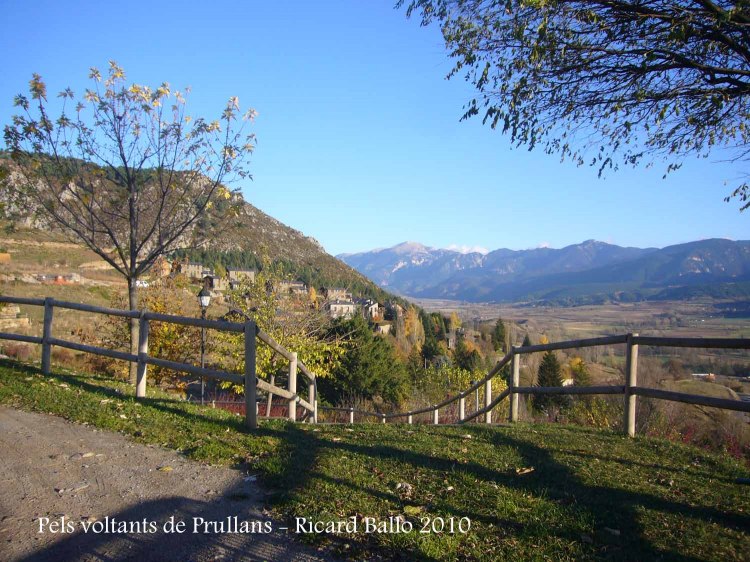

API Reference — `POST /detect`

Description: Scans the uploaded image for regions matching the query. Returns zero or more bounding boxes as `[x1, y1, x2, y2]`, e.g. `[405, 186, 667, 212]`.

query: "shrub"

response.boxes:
[2, 342, 33, 362]
[566, 396, 621, 429]
[80, 277, 200, 390]
[51, 347, 75, 365]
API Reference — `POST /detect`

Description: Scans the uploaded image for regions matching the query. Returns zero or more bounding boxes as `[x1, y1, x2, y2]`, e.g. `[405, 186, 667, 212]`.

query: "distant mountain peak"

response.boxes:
[390, 241, 432, 254]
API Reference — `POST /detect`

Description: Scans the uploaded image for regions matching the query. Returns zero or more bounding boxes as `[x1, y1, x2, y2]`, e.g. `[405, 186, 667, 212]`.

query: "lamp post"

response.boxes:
[197, 287, 211, 405]
[471, 380, 479, 415]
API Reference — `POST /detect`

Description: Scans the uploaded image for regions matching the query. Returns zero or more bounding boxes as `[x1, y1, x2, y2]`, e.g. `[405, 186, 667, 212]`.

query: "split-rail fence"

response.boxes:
[1, 295, 749, 437]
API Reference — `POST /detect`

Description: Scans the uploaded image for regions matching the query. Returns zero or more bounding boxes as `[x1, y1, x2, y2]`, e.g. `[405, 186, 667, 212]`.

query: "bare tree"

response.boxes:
[4, 61, 255, 381]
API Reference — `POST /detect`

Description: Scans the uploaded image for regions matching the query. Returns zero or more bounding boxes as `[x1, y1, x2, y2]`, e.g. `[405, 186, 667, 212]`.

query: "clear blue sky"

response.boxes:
[2, 0, 748, 255]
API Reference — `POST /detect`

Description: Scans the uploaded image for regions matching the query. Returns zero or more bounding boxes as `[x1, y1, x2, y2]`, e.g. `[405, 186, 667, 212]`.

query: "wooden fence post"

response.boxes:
[510, 349, 520, 422]
[382, 414, 386, 424]
[41, 297, 54, 375]
[349, 408, 354, 424]
[459, 396, 465, 421]
[265, 374, 275, 418]
[308, 379, 316, 424]
[433, 408, 439, 425]
[484, 378, 492, 424]
[288, 352, 297, 422]
[244, 321, 257, 429]
[624, 332, 639, 438]
[135, 313, 149, 398]
[407, 414, 413, 424]
[313, 378, 318, 424]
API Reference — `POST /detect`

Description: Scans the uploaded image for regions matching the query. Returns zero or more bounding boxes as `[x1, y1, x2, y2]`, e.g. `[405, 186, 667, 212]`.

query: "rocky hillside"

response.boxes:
[0, 156, 398, 304]
[174, 195, 400, 302]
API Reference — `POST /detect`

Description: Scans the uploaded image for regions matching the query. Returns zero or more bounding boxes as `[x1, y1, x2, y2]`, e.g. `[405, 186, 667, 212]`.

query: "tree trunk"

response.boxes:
[128, 278, 139, 384]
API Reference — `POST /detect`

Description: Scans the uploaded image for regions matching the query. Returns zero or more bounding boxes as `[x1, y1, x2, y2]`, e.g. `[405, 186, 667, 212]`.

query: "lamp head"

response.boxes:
[197, 287, 212, 309]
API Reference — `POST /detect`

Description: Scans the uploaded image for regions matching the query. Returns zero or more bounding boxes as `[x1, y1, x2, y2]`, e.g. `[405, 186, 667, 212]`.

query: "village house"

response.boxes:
[374, 322, 392, 335]
[203, 274, 228, 292]
[34, 273, 83, 284]
[324, 287, 352, 302]
[446, 331, 457, 350]
[327, 299, 357, 319]
[356, 298, 380, 320]
[0, 304, 30, 330]
[278, 280, 308, 296]
[176, 261, 211, 281]
[386, 302, 405, 319]
[227, 268, 256, 284]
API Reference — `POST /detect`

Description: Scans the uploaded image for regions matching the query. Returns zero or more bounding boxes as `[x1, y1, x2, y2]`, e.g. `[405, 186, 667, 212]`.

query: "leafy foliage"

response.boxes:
[214, 264, 345, 393]
[403, 1, 750, 208]
[454, 335, 483, 372]
[569, 356, 591, 386]
[80, 277, 200, 389]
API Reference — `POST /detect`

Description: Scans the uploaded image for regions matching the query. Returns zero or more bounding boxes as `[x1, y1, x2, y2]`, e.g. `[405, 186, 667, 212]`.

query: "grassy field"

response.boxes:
[0, 360, 747, 561]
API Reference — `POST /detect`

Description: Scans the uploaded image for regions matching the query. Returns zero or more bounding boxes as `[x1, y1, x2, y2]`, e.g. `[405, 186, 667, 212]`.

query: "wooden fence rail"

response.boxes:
[319, 332, 750, 436]
[2, 295, 749, 436]
[0, 295, 319, 429]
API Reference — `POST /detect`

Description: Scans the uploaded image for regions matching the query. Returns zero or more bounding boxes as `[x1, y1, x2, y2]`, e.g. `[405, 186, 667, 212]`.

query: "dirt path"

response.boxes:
[0, 407, 335, 561]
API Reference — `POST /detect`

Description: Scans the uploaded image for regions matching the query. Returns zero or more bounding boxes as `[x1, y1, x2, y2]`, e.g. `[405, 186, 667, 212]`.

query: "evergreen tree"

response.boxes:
[522, 333, 532, 348]
[421, 337, 441, 363]
[532, 350, 568, 413]
[491, 318, 506, 352]
[430, 312, 447, 340]
[321, 315, 409, 405]
[454, 336, 482, 372]
[570, 357, 591, 387]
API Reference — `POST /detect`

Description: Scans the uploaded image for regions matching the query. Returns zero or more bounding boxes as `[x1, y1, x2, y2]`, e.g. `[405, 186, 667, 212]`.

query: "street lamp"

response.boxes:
[197, 287, 211, 405]
[471, 380, 479, 416]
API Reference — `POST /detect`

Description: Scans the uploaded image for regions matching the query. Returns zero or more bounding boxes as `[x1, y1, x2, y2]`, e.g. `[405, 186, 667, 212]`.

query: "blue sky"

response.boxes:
[1, 0, 748, 255]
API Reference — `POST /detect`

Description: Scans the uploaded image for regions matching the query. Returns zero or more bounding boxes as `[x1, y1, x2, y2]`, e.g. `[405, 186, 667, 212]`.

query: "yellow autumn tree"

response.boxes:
[214, 264, 345, 393]
[404, 306, 425, 349]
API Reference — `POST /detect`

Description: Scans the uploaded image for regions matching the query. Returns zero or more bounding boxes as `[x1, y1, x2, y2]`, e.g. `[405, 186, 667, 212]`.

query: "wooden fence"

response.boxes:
[320, 333, 750, 437]
[0, 295, 318, 429]
[1, 295, 749, 437]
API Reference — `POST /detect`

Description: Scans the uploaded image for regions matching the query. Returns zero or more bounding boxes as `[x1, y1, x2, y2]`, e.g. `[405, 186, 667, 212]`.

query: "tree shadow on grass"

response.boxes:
[487, 431, 747, 560]
[558, 447, 740, 485]
[287, 429, 747, 561]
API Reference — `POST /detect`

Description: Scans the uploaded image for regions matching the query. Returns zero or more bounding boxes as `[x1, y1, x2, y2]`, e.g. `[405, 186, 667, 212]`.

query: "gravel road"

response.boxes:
[0, 406, 335, 561]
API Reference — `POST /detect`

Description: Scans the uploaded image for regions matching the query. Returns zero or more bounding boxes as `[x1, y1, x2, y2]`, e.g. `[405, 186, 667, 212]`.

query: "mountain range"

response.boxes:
[339, 239, 750, 304]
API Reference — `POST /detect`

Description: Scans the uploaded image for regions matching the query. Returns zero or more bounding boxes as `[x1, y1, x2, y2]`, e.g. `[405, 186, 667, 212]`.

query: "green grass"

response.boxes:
[0, 360, 748, 561]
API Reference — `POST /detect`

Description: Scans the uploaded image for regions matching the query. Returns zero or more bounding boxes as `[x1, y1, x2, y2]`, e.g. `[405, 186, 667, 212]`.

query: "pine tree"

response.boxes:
[532, 350, 568, 413]
[569, 357, 591, 387]
[491, 318, 506, 352]
[522, 334, 532, 348]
